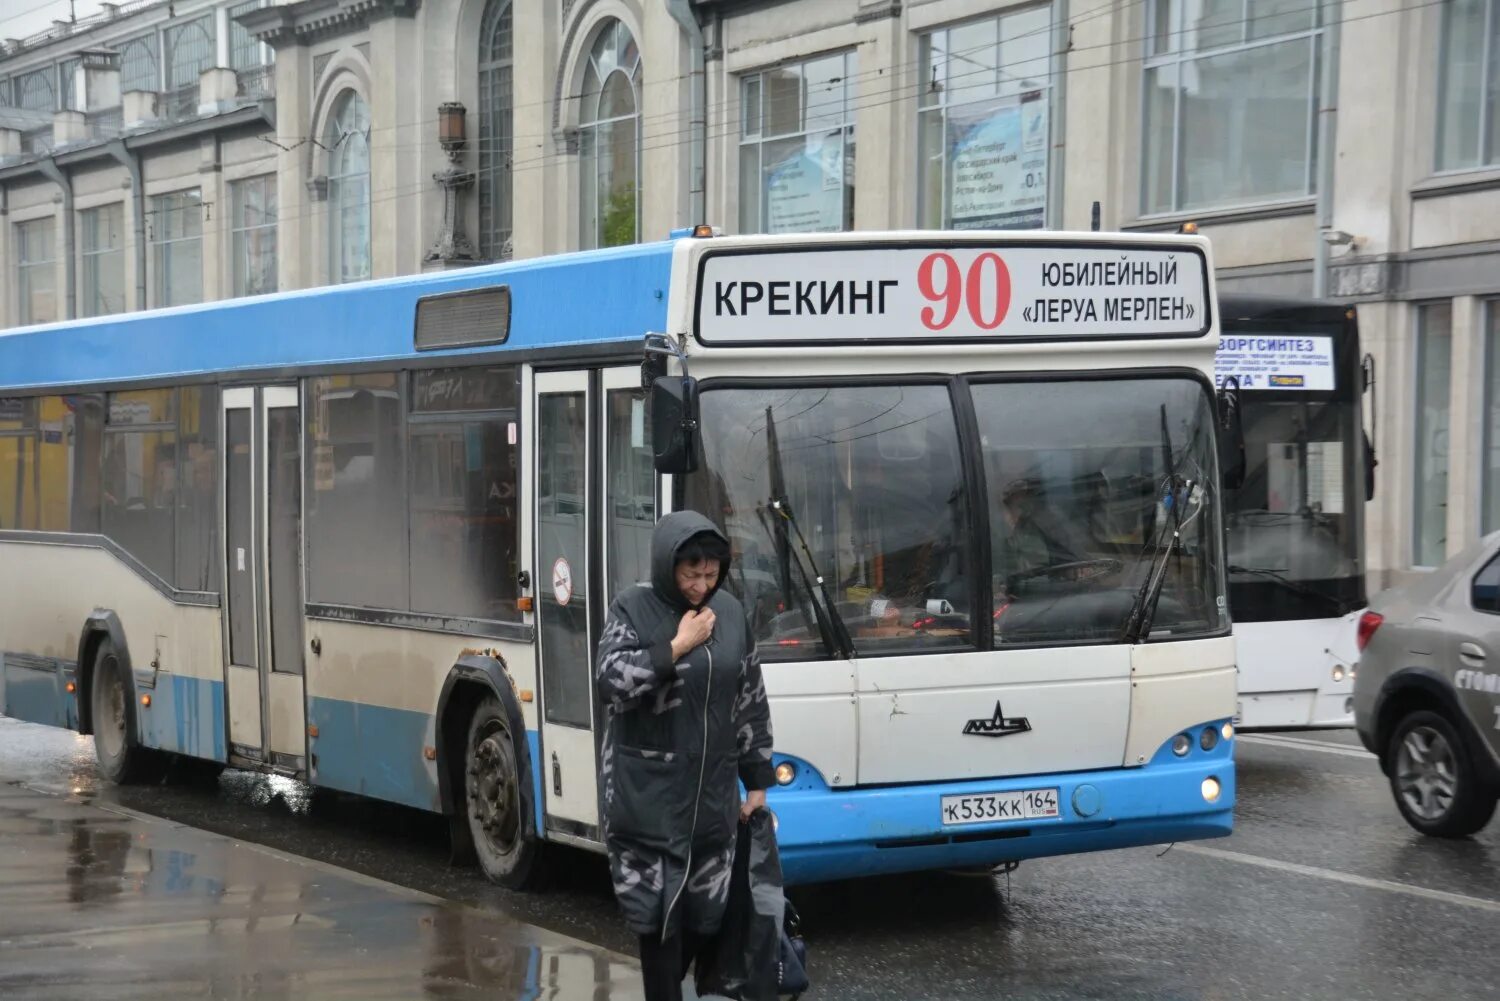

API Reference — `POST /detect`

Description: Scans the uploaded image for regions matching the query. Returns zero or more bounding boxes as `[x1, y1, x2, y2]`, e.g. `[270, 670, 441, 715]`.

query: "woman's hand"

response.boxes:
[740, 788, 767, 822]
[670, 608, 716, 662]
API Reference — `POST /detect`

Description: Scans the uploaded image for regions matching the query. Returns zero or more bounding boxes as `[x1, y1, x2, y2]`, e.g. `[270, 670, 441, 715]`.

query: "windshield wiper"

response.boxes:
[1228, 565, 1350, 614]
[1122, 405, 1197, 644]
[762, 407, 856, 659]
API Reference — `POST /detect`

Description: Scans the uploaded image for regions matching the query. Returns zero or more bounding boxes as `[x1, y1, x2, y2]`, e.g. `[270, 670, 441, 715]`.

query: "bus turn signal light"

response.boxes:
[65, 682, 76, 694]
[140, 694, 151, 708]
[1356, 611, 1384, 652]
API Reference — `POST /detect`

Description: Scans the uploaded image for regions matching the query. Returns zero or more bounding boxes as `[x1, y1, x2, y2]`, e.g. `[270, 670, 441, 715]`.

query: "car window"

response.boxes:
[1472, 553, 1500, 614]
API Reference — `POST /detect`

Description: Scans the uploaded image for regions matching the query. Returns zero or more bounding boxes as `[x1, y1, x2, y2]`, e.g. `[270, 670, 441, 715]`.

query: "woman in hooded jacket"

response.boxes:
[595, 510, 776, 1001]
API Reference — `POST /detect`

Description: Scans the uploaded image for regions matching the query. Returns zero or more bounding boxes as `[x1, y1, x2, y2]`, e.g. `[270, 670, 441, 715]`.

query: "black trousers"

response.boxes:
[638, 930, 709, 1001]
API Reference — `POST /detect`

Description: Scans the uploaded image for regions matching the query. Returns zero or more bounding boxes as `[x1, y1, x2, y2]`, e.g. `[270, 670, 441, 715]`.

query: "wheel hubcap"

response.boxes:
[467, 726, 519, 855]
[1396, 725, 1457, 822]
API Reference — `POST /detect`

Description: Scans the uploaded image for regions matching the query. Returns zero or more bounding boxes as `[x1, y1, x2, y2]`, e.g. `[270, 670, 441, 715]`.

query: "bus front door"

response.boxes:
[221, 386, 308, 774]
[532, 367, 653, 845]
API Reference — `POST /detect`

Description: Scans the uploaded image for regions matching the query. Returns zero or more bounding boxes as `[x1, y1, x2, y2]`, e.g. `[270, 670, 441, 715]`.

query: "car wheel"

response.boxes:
[91, 639, 163, 785]
[1387, 709, 1497, 838]
[464, 695, 547, 889]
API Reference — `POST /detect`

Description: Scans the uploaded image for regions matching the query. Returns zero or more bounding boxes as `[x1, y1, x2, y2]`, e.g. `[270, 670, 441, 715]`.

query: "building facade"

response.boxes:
[2, 0, 1499, 589]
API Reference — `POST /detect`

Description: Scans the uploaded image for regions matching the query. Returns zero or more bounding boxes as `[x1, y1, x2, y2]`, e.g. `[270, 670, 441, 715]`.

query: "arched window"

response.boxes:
[326, 91, 372, 284]
[478, 0, 514, 261]
[578, 19, 641, 249]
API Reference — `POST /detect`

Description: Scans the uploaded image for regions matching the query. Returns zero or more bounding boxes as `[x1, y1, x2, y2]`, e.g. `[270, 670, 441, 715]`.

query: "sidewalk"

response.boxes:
[0, 778, 646, 1000]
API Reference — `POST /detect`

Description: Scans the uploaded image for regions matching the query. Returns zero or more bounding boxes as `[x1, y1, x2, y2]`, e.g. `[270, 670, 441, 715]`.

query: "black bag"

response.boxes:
[695, 810, 808, 1001]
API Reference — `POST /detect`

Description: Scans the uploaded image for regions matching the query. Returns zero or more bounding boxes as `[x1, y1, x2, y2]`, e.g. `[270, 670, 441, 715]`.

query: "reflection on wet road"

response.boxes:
[2, 718, 1498, 999]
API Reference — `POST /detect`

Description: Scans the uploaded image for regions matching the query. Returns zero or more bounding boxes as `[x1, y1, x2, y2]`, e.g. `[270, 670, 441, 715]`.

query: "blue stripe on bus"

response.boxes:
[136, 675, 227, 762]
[769, 725, 1235, 885]
[0, 241, 675, 391]
[1, 656, 79, 731]
[307, 696, 440, 812]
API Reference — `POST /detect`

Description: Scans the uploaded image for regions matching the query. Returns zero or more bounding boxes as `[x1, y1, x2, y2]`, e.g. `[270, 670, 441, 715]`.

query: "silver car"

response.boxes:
[1353, 533, 1500, 837]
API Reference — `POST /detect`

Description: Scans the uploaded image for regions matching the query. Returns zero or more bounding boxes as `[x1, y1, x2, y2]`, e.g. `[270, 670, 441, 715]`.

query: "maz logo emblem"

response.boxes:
[962, 702, 1032, 738]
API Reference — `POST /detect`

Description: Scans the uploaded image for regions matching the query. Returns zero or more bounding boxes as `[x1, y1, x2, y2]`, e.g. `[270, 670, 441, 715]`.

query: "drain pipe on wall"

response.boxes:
[37, 159, 77, 320]
[105, 139, 147, 311]
[665, 0, 706, 226]
[1312, 9, 1341, 298]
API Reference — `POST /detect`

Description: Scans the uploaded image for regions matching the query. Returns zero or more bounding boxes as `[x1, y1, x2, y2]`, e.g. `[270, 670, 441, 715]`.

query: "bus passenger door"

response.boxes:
[533, 371, 599, 839]
[221, 386, 307, 773]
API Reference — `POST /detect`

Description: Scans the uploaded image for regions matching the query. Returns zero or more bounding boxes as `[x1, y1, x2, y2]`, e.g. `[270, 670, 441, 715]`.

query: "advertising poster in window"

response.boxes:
[765, 131, 846, 234]
[948, 91, 1048, 230]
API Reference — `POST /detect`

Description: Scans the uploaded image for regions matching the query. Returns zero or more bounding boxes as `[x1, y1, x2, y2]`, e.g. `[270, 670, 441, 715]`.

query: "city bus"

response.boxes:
[0, 230, 1237, 888]
[1215, 295, 1374, 729]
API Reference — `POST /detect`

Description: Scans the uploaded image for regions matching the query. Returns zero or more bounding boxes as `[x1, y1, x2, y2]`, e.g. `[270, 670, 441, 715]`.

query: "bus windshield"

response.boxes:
[685, 377, 1227, 658]
[1226, 395, 1365, 617]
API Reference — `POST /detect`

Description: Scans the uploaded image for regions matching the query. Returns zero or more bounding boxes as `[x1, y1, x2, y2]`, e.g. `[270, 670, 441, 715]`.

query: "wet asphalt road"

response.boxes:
[2, 719, 1497, 1000]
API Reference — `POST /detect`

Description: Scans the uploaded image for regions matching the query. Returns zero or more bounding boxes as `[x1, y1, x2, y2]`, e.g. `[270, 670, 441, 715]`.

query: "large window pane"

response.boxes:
[685, 385, 972, 659]
[972, 378, 1226, 645]
[1483, 302, 1500, 534]
[231, 175, 278, 297]
[1414, 304, 1453, 567]
[606, 388, 655, 606]
[918, 10, 1051, 231]
[478, 0, 514, 261]
[1437, 0, 1490, 170]
[0, 398, 38, 530]
[15, 218, 57, 326]
[1178, 38, 1314, 209]
[408, 367, 522, 621]
[326, 92, 372, 283]
[81, 204, 126, 317]
[305, 374, 406, 608]
[151, 189, 203, 307]
[103, 389, 178, 582]
[741, 52, 856, 235]
[176, 386, 220, 591]
[579, 19, 641, 249]
[69, 395, 105, 533]
[35, 396, 79, 532]
[1143, 0, 1319, 213]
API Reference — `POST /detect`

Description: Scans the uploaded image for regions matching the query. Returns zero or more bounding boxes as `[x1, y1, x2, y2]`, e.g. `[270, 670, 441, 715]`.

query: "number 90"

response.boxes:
[916, 252, 1012, 332]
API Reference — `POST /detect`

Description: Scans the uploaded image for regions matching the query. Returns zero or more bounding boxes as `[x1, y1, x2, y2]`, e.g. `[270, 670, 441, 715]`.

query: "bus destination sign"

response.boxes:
[1215, 334, 1335, 391]
[695, 244, 1208, 344]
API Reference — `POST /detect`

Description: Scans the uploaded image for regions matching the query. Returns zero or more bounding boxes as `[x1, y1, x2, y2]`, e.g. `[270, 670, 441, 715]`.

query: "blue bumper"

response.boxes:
[771, 724, 1235, 886]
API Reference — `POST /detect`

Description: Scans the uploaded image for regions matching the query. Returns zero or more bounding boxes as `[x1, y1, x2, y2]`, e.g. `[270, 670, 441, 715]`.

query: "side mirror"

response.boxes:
[1217, 378, 1246, 490]
[652, 375, 700, 474]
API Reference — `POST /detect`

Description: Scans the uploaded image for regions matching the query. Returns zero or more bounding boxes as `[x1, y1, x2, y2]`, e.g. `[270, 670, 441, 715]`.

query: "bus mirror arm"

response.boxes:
[645, 335, 701, 475]
[1216, 377, 1246, 491]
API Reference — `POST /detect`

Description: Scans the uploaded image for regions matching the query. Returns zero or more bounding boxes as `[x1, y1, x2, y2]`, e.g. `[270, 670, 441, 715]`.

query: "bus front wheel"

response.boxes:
[90, 639, 162, 785]
[464, 695, 546, 889]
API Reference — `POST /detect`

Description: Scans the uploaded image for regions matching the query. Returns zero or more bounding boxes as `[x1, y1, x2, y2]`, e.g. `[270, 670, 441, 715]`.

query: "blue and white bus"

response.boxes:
[1216, 295, 1374, 729]
[0, 230, 1236, 887]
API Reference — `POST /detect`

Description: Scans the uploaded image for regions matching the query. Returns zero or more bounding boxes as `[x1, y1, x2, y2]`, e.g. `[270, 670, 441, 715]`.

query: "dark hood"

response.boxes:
[650, 510, 732, 610]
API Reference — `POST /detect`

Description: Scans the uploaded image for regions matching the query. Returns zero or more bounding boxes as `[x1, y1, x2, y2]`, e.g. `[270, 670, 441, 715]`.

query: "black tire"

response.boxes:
[1387, 709, 1498, 838]
[464, 695, 547, 889]
[90, 639, 163, 785]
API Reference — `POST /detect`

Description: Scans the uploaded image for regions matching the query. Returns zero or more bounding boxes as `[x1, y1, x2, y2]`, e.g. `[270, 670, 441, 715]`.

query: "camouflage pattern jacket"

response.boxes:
[595, 511, 776, 940]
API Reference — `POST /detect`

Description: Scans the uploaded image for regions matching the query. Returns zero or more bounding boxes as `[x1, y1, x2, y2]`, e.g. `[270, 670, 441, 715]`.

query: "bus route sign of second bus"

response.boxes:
[695, 243, 1209, 344]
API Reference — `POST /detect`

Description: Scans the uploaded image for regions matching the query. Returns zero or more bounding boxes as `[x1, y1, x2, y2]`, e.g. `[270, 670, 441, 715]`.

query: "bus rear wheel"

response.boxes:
[90, 639, 162, 785]
[464, 695, 546, 889]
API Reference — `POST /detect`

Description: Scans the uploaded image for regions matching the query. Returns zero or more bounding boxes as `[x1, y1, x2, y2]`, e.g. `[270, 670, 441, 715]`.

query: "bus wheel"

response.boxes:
[1388, 709, 1497, 838]
[90, 639, 162, 785]
[465, 695, 546, 889]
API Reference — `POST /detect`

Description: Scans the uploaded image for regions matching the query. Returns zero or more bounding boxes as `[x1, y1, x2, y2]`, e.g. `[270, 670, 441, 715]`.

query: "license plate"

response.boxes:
[940, 788, 1060, 826]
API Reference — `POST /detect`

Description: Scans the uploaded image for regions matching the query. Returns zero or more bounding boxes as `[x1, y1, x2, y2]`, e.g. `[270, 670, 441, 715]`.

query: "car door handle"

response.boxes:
[1459, 642, 1486, 664]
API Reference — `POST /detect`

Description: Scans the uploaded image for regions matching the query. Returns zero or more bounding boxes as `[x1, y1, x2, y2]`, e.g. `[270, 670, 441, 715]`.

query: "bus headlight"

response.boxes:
[775, 762, 797, 786]
[1200, 726, 1219, 751]
[1221, 722, 1235, 742]
[1201, 777, 1222, 803]
[1172, 734, 1192, 757]
[1332, 666, 1346, 683]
